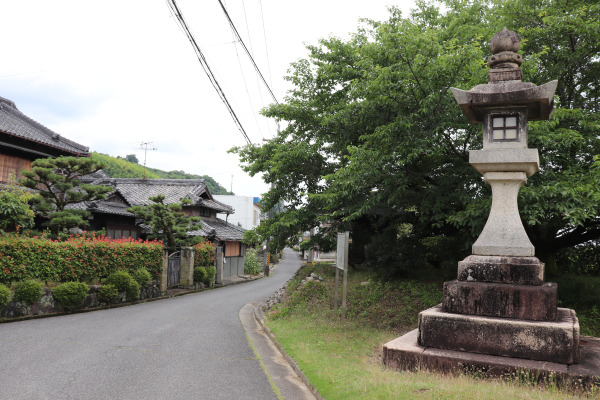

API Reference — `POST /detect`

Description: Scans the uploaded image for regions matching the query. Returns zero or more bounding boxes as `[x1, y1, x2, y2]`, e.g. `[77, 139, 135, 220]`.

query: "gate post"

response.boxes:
[215, 248, 224, 285]
[180, 247, 195, 288]
[160, 250, 169, 294]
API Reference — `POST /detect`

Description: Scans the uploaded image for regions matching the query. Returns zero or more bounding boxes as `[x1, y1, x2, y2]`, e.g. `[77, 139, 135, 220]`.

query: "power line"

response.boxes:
[165, 0, 252, 145]
[217, 0, 279, 106]
[258, 0, 275, 95]
[225, 1, 264, 139]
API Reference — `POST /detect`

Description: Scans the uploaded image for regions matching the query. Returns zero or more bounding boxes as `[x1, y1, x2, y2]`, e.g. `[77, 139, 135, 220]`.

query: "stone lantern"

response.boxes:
[452, 27, 556, 258]
[383, 29, 595, 378]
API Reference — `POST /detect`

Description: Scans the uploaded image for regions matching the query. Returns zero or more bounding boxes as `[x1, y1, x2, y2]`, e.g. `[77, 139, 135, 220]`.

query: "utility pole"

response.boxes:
[264, 181, 274, 277]
[140, 141, 157, 180]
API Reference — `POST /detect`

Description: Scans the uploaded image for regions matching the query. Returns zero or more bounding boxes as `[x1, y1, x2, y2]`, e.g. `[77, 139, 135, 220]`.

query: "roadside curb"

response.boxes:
[252, 302, 325, 400]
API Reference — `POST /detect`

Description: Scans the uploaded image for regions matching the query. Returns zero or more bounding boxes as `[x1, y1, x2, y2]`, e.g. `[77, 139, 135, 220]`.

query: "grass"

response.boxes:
[264, 263, 600, 399]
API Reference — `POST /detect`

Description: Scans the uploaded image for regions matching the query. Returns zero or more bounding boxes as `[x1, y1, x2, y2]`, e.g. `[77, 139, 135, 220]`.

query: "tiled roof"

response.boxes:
[0, 96, 89, 156]
[188, 217, 246, 241]
[0, 182, 37, 194]
[79, 175, 234, 213]
[67, 200, 134, 217]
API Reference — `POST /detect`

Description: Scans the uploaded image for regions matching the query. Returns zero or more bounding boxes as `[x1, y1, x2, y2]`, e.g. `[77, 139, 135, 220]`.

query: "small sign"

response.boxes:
[336, 232, 349, 270]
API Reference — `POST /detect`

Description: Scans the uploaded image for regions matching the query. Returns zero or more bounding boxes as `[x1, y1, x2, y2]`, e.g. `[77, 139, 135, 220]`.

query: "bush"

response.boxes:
[98, 284, 119, 305]
[205, 265, 216, 286]
[194, 266, 207, 284]
[132, 268, 152, 287]
[0, 234, 163, 284]
[194, 266, 215, 286]
[52, 281, 89, 311]
[244, 248, 262, 275]
[105, 271, 140, 302]
[0, 283, 11, 309]
[14, 280, 43, 305]
[126, 280, 141, 301]
[193, 240, 216, 268]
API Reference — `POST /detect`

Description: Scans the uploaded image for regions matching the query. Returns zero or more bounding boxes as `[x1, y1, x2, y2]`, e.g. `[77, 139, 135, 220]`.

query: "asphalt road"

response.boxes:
[0, 248, 303, 400]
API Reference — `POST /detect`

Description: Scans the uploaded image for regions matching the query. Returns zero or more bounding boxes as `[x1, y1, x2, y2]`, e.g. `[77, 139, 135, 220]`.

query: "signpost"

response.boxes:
[336, 231, 349, 319]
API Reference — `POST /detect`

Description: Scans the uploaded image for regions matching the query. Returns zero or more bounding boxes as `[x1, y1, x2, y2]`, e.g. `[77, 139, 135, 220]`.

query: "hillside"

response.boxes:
[90, 152, 233, 195]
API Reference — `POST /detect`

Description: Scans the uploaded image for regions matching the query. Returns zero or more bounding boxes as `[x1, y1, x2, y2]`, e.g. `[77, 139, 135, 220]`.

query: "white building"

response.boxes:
[214, 195, 263, 230]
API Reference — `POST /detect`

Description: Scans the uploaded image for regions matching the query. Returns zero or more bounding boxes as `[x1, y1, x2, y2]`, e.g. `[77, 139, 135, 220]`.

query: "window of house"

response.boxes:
[107, 226, 139, 240]
[225, 241, 241, 257]
[491, 115, 519, 141]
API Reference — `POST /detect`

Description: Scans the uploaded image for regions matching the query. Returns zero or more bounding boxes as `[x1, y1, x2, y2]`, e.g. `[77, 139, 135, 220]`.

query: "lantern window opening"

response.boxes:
[491, 114, 520, 142]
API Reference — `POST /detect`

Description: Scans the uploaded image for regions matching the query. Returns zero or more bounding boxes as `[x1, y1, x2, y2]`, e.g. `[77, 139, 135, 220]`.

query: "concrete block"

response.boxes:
[418, 305, 580, 364]
[443, 280, 557, 321]
[457, 255, 544, 285]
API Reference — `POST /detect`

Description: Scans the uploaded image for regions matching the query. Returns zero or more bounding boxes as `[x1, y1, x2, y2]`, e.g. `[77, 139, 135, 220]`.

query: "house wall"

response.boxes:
[184, 206, 216, 218]
[214, 195, 262, 229]
[88, 214, 140, 239]
[0, 153, 32, 183]
[223, 256, 245, 277]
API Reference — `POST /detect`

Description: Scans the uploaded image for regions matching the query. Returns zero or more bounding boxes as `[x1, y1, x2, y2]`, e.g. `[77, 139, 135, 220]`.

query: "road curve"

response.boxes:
[0, 248, 303, 400]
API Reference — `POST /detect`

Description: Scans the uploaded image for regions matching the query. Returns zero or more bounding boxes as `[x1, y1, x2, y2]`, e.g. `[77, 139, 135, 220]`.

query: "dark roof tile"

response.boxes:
[0, 96, 89, 156]
[188, 217, 245, 241]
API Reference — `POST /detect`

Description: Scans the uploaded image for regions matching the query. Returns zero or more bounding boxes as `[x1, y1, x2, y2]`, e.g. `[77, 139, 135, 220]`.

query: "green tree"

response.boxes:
[20, 156, 112, 233]
[233, 0, 600, 274]
[127, 195, 202, 252]
[124, 154, 139, 164]
[0, 174, 38, 231]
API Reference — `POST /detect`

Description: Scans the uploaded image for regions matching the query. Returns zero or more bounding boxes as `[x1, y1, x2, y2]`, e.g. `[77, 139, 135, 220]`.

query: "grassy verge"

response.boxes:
[264, 263, 599, 399]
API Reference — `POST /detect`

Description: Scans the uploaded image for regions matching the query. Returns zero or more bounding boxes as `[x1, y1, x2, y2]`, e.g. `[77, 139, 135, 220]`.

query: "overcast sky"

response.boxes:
[1, 0, 415, 197]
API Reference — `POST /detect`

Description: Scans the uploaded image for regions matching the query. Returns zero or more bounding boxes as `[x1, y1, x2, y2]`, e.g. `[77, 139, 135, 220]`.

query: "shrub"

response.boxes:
[244, 248, 262, 275]
[98, 284, 119, 305]
[52, 282, 89, 311]
[132, 268, 152, 287]
[0, 283, 11, 309]
[194, 266, 207, 284]
[205, 265, 216, 286]
[105, 271, 140, 302]
[0, 234, 163, 284]
[194, 266, 215, 286]
[193, 240, 216, 268]
[14, 280, 43, 305]
[126, 279, 141, 301]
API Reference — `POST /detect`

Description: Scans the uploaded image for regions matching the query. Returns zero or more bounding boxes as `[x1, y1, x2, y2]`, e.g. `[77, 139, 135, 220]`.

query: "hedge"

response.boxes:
[193, 240, 216, 267]
[0, 234, 164, 284]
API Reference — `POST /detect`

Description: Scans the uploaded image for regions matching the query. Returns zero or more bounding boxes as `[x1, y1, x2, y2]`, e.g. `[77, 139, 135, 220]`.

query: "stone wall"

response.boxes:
[0, 282, 161, 319]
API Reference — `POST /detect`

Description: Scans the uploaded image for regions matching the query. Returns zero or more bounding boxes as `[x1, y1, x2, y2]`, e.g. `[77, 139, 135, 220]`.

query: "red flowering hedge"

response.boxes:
[193, 240, 216, 268]
[0, 234, 164, 283]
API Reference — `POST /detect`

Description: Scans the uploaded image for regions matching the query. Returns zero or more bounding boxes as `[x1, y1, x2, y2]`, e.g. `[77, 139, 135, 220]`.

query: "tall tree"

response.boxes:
[127, 195, 202, 252]
[20, 156, 112, 233]
[233, 0, 600, 274]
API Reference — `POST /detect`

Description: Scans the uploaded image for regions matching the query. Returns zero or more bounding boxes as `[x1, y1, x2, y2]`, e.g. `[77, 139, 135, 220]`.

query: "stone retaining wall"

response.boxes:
[0, 282, 162, 319]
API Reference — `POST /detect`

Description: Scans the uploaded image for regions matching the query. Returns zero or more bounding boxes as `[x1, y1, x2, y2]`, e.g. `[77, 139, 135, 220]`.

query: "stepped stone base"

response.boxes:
[443, 280, 557, 321]
[418, 305, 580, 364]
[457, 255, 545, 285]
[383, 329, 600, 388]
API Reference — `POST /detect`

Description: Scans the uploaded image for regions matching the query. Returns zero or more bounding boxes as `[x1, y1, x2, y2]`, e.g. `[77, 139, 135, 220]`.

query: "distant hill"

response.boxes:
[90, 152, 233, 195]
